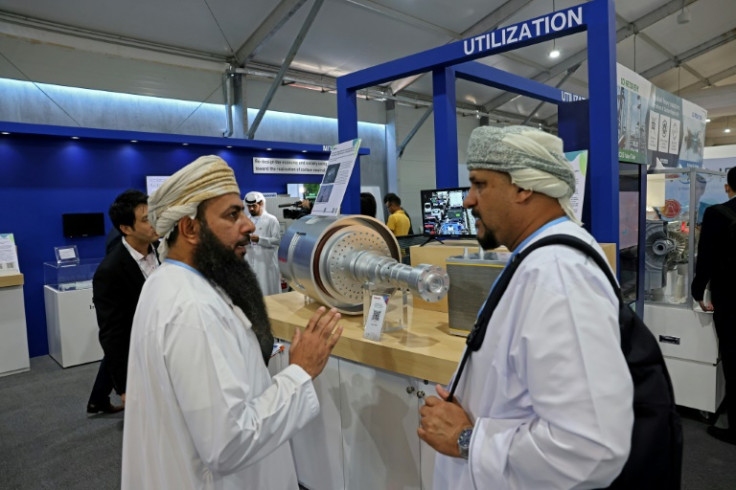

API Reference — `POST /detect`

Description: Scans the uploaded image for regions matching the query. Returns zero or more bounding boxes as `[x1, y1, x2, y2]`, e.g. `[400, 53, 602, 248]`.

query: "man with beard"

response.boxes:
[418, 126, 633, 489]
[121, 155, 343, 490]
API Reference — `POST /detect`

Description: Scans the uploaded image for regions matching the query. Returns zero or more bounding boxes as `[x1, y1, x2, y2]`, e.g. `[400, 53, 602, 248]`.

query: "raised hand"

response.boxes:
[289, 306, 343, 378]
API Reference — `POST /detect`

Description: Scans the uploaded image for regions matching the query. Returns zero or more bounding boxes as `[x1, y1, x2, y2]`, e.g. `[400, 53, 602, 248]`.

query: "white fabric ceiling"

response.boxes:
[0, 0, 735, 145]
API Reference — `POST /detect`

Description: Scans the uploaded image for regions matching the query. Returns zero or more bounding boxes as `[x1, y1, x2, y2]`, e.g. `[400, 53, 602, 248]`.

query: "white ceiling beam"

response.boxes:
[614, 13, 707, 87]
[481, 0, 700, 112]
[640, 30, 736, 80]
[388, 0, 533, 96]
[0, 10, 225, 65]
[344, 0, 457, 37]
[247, 0, 324, 139]
[463, 0, 535, 37]
[233, 0, 308, 65]
[680, 62, 736, 92]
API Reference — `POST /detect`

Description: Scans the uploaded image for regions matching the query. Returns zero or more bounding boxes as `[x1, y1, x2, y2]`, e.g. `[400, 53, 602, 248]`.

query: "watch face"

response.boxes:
[458, 427, 472, 459]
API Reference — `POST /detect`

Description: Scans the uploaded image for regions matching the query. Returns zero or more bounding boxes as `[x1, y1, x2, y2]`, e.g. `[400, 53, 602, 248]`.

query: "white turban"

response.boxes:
[148, 155, 240, 259]
[466, 125, 581, 225]
[244, 191, 265, 205]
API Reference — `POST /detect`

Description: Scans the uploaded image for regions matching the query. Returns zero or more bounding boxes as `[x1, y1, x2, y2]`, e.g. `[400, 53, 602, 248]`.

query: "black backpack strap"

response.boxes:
[447, 234, 619, 401]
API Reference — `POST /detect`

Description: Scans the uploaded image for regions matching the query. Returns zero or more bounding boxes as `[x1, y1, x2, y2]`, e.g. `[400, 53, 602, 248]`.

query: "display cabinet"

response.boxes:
[643, 168, 727, 414]
[43, 258, 103, 367]
[0, 273, 30, 376]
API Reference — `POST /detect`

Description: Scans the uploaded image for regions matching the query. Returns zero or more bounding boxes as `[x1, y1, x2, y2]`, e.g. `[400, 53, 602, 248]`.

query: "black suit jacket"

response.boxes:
[691, 197, 736, 307]
[93, 239, 155, 393]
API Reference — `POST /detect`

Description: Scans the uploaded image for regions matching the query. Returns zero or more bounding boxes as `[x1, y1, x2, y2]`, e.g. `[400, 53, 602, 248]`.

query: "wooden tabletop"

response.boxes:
[0, 273, 23, 288]
[265, 291, 466, 384]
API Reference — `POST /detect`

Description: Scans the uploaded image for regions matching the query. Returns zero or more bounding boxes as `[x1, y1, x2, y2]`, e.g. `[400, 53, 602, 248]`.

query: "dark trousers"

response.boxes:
[714, 305, 736, 430]
[87, 357, 116, 407]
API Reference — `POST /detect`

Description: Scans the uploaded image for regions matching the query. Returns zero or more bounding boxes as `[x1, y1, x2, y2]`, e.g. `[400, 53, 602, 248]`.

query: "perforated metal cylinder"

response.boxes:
[278, 215, 449, 314]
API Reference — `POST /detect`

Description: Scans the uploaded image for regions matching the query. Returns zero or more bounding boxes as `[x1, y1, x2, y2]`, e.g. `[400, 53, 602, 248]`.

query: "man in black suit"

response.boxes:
[692, 166, 736, 444]
[87, 190, 159, 414]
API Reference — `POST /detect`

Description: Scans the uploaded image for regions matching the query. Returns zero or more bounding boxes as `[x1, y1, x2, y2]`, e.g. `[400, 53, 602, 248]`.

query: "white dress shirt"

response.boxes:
[122, 261, 319, 490]
[120, 236, 158, 278]
[433, 220, 634, 490]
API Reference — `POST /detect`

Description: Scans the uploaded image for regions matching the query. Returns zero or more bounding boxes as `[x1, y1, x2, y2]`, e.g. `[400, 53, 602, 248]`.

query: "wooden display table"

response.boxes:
[265, 291, 465, 384]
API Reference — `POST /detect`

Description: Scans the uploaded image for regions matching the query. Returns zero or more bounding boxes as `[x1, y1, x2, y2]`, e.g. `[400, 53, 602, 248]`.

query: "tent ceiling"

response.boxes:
[0, 0, 735, 146]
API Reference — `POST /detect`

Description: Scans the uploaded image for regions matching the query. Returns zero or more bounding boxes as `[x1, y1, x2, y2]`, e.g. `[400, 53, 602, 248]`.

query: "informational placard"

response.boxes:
[146, 175, 170, 196]
[0, 233, 20, 274]
[54, 245, 80, 265]
[617, 63, 707, 169]
[565, 150, 588, 224]
[311, 139, 362, 216]
[364, 294, 388, 341]
[253, 158, 328, 175]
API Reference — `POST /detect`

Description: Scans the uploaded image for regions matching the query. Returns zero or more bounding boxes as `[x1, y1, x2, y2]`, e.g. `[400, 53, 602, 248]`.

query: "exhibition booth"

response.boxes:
[0, 0, 730, 487]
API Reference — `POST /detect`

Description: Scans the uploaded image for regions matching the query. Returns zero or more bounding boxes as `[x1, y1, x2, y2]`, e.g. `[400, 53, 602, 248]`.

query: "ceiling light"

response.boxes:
[226, 145, 232, 149]
[549, 0, 560, 59]
[266, 148, 272, 151]
[1, 131, 9, 135]
[302, 150, 308, 153]
[705, 118, 711, 123]
[71, 136, 79, 140]
[182, 142, 189, 146]
[725, 128, 732, 134]
[130, 140, 137, 143]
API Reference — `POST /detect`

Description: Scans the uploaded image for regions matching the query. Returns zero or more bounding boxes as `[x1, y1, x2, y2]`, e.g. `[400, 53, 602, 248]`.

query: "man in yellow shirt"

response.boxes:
[384, 193, 411, 236]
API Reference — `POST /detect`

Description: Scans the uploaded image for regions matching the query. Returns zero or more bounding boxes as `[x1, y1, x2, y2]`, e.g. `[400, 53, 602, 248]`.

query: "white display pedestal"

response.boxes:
[44, 285, 102, 368]
[644, 303, 725, 414]
[0, 275, 30, 377]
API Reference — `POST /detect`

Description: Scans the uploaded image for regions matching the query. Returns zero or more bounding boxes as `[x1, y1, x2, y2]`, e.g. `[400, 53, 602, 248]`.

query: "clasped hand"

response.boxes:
[418, 385, 474, 458]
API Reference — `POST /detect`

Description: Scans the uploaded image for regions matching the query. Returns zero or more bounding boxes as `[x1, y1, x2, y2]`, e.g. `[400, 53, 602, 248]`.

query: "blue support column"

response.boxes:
[635, 163, 647, 313]
[337, 80, 360, 214]
[584, 0, 618, 247]
[432, 67, 459, 188]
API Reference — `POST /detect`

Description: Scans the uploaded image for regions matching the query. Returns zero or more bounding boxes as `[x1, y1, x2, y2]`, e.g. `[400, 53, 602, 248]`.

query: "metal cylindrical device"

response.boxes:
[278, 215, 449, 314]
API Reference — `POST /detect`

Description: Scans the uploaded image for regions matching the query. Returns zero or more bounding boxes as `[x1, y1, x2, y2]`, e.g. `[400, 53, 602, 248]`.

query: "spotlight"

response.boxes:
[549, 48, 561, 59]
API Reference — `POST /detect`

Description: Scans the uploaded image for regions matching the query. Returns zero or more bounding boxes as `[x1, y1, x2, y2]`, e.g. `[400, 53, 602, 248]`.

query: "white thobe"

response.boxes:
[434, 220, 634, 490]
[246, 211, 282, 295]
[122, 262, 319, 490]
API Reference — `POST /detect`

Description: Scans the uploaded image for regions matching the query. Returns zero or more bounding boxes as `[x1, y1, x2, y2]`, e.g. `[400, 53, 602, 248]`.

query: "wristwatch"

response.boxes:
[457, 426, 473, 460]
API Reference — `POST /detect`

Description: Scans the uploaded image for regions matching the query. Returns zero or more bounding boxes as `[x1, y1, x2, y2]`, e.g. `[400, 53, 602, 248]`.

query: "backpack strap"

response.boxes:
[447, 234, 620, 401]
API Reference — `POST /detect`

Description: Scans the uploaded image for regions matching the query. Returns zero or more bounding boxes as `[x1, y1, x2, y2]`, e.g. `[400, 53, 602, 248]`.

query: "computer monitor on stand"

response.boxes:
[419, 187, 476, 246]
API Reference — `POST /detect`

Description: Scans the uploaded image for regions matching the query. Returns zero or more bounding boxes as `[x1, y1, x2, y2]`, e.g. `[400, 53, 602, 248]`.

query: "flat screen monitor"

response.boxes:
[420, 187, 476, 238]
[62, 213, 105, 238]
[286, 183, 320, 200]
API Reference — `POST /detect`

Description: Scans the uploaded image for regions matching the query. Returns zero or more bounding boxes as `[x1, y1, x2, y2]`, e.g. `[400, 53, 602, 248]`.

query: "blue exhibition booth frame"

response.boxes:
[336, 0, 621, 247]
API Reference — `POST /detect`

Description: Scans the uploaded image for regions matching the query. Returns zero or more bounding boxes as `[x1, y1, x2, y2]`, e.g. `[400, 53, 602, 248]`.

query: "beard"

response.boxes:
[472, 210, 500, 250]
[193, 222, 274, 366]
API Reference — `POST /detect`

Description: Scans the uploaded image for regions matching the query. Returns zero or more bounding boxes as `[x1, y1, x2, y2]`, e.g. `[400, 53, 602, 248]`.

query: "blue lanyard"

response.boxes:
[476, 216, 570, 320]
[508, 216, 570, 262]
[164, 259, 204, 278]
